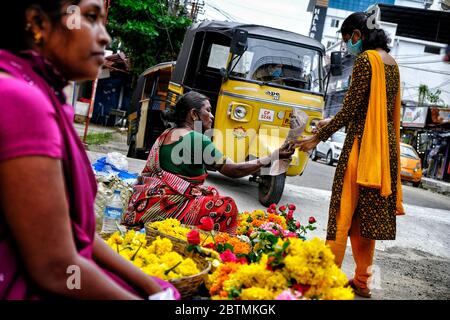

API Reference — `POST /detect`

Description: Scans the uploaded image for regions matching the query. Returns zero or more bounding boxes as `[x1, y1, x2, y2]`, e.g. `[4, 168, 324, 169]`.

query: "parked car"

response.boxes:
[400, 142, 422, 187]
[310, 131, 346, 165]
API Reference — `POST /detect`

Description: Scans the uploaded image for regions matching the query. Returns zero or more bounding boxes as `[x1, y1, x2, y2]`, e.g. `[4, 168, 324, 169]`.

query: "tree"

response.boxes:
[107, 0, 192, 79]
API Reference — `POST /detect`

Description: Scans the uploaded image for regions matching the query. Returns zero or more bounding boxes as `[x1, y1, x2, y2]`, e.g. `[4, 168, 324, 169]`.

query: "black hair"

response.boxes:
[0, 1, 81, 52]
[341, 12, 391, 53]
[171, 91, 210, 127]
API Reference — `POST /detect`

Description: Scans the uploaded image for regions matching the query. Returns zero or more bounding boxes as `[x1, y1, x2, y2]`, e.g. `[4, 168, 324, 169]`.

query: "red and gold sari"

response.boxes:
[122, 129, 238, 234]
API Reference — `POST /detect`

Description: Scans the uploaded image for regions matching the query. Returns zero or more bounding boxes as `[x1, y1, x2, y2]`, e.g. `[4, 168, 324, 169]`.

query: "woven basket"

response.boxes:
[144, 223, 211, 299]
[168, 252, 211, 299]
[145, 225, 189, 253]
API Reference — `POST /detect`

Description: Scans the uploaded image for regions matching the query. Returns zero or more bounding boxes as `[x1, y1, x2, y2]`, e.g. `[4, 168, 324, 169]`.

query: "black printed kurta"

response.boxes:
[317, 51, 400, 240]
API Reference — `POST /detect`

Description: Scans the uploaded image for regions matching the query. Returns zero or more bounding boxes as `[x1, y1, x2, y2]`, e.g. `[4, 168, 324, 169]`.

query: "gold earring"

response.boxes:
[33, 32, 43, 45]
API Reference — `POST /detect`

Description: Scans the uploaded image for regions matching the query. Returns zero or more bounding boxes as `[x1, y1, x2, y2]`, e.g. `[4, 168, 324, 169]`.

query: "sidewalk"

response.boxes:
[421, 177, 450, 195]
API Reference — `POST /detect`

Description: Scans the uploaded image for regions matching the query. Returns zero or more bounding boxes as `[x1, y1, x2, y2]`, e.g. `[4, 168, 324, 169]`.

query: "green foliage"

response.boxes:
[107, 0, 192, 78]
[418, 84, 444, 106]
[216, 243, 234, 253]
[82, 132, 113, 145]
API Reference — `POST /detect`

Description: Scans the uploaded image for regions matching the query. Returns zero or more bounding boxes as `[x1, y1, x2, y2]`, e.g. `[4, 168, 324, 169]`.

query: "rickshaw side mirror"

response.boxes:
[230, 28, 248, 56]
[330, 51, 343, 77]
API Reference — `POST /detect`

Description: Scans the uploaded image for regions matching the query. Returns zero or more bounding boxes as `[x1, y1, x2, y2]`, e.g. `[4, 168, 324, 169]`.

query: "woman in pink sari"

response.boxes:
[123, 92, 295, 234]
[0, 0, 178, 300]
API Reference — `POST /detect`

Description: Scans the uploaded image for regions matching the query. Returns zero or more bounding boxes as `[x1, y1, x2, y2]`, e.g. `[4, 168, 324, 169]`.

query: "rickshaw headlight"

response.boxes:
[233, 106, 247, 120]
[306, 118, 320, 133]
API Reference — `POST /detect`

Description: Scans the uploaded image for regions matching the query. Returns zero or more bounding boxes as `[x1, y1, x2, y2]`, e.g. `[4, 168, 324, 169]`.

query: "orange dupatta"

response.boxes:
[355, 50, 404, 215]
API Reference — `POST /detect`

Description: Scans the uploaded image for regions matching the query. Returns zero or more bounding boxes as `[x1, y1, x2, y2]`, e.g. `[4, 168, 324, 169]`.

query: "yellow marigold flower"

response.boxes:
[264, 271, 289, 291]
[144, 253, 159, 265]
[240, 287, 275, 300]
[176, 258, 200, 276]
[119, 248, 133, 260]
[147, 237, 173, 255]
[142, 264, 166, 280]
[251, 209, 266, 220]
[160, 251, 183, 266]
[133, 256, 146, 268]
[123, 230, 136, 245]
[106, 232, 123, 246]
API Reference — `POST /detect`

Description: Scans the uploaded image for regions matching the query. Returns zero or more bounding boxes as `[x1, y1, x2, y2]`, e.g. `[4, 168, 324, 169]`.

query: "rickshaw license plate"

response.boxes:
[258, 109, 275, 122]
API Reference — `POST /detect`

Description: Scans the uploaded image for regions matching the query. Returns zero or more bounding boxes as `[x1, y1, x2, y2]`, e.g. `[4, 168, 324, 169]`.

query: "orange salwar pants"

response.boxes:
[326, 139, 375, 290]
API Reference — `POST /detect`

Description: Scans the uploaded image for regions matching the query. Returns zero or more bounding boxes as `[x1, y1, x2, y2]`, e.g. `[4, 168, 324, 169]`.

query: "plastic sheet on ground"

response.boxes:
[92, 154, 138, 184]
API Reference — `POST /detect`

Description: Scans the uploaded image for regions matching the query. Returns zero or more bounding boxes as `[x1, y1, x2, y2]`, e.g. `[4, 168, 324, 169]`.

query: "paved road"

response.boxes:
[289, 158, 450, 211]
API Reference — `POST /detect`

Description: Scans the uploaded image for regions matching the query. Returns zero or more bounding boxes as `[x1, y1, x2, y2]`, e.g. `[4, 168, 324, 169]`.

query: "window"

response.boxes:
[400, 145, 419, 160]
[424, 45, 441, 55]
[229, 37, 324, 93]
[330, 19, 340, 28]
[327, 41, 335, 48]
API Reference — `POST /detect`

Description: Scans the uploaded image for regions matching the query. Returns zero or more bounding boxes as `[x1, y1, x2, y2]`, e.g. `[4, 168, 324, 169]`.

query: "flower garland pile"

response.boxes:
[206, 237, 354, 300]
[106, 230, 200, 281]
[148, 218, 251, 259]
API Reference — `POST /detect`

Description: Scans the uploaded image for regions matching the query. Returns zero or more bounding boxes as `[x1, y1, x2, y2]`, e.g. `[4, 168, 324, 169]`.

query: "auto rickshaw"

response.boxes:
[127, 21, 342, 206]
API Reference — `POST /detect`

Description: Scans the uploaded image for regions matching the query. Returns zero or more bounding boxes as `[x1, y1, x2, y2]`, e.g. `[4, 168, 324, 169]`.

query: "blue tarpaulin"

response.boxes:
[92, 156, 138, 181]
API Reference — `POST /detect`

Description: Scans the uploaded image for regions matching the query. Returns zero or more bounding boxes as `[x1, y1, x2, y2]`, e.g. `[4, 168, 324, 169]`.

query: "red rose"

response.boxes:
[308, 216, 316, 224]
[237, 257, 248, 264]
[267, 208, 275, 214]
[292, 284, 311, 295]
[269, 203, 277, 210]
[287, 210, 294, 221]
[187, 230, 200, 245]
[198, 216, 214, 232]
[203, 242, 215, 249]
[279, 205, 287, 212]
[295, 221, 301, 229]
[288, 204, 296, 211]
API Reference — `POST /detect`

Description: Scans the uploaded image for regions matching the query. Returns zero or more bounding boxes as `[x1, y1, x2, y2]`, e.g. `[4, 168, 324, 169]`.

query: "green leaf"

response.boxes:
[164, 260, 182, 275]
[224, 243, 234, 252]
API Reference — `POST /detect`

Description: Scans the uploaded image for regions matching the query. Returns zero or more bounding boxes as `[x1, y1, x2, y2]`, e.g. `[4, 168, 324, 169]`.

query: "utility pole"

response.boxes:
[185, 0, 205, 22]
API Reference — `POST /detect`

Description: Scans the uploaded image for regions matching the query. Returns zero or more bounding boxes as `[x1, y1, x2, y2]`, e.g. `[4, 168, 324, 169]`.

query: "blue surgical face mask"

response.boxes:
[346, 33, 363, 56]
[271, 67, 282, 78]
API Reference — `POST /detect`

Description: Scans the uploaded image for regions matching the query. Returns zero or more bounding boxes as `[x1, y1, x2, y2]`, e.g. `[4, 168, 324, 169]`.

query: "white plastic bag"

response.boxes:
[148, 287, 176, 300]
[106, 152, 128, 171]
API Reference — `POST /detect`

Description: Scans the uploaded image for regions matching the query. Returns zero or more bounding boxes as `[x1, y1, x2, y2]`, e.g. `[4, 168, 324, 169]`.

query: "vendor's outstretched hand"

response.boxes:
[274, 141, 296, 160]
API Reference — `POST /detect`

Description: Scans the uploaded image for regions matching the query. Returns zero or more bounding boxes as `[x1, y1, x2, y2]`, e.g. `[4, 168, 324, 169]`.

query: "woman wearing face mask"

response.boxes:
[0, 0, 179, 300]
[296, 12, 404, 298]
[122, 91, 295, 234]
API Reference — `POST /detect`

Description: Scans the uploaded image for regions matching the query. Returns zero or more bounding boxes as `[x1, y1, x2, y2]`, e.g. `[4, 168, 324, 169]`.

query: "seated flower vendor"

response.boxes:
[123, 91, 294, 234]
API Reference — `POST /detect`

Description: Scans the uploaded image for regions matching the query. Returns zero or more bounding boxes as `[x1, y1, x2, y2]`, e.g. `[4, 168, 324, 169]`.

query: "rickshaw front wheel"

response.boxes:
[258, 173, 286, 207]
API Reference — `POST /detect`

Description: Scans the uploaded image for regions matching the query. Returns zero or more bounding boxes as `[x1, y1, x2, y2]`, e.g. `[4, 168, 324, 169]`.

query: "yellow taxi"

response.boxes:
[400, 143, 422, 187]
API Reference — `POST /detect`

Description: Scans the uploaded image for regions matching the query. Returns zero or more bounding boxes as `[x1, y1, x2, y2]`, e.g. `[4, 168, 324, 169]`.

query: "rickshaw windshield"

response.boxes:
[229, 37, 323, 94]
